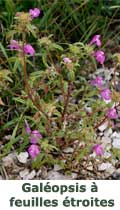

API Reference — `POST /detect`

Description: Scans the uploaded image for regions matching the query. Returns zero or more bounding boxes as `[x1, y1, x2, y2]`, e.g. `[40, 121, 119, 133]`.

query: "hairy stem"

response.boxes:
[22, 33, 51, 134]
[61, 81, 72, 122]
[113, 63, 117, 90]
[94, 116, 108, 130]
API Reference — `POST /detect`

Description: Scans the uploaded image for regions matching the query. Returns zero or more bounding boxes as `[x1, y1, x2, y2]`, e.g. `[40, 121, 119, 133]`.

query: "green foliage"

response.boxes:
[0, 0, 120, 42]
[112, 148, 120, 160]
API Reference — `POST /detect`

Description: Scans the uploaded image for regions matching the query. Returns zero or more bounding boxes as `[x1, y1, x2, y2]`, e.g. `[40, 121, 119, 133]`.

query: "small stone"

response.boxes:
[19, 169, 29, 178]
[106, 144, 112, 150]
[15, 176, 21, 180]
[111, 167, 120, 179]
[112, 138, 120, 149]
[89, 152, 96, 158]
[2, 152, 16, 167]
[78, 141, 85, 148]
[105, 166, 115, 175]
[98, 132, 103, 137]
[98, 162, 113, 171]
[98, 121, 108, 132]
[87, 165, 93, 171]
[101, 136, 111, 145]
[47, 171, 65, 180]
[84, 105, 92, 114]
[54, 164, 62, 171]
[104, 128, 112, 137]
[112, 172, 120, 180]
[41, 167, 48, 179]
[36, 169, 42, 177]
[17, 152, 29, 164]
[24, 170, 36, 180]
[103, 151, 111, 159]
[12, 165, 24, 174]
[4, 135, 12, 141]
[111, 132, 120, 139]
[63, 147, 74, 153]
[71, 173, 78, 179]
[111, 159, 117, 166]
[46, 171, 74, 180]
[115, 168, 120, 173]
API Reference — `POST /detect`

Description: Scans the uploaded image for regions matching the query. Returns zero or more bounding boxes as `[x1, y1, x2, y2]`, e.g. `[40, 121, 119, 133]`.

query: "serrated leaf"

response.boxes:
[27, 24, 38, 38]
[51, 43, 63, 51]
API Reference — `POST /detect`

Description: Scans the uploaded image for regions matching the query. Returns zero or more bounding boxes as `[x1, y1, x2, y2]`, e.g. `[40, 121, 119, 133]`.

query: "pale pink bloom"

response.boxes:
[29, 8, 40, 18]
[94, 50, 105, 64]
[100, 88, 112, 101]
[107, 108, 118, 119]
[92, 144, 103, 156]
[30, 130, 42, 144]
[25, 120, 31, 135]
[91, 76, 104, 88]
[28, 144, 40, 159]
[90, 35, 101, 47]
[63, 57, 72, 64]
[23, 44, 35, 56]
[9, 40, 20, 50]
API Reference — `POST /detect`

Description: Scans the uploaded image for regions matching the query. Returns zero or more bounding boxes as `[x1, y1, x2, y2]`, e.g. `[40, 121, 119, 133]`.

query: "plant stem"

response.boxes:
[61, 81, 72, 122]
[113, 63, 117, 90]
[94, 116, 108, 130]
[22, 33, 51, 134]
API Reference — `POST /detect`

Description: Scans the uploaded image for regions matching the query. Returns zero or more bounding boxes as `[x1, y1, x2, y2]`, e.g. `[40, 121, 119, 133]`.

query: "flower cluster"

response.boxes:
[91, 75, 118, 120]
[100, 88, 112, 103]
[90, 35, 119, 156]
[29, 8, 40, 19]
[92, 144, 103, 156]
[25, 120, 41, 159]
[90, 35, 101, 47]
[91, 76, 103, 88]
[90, 35, 105, 65]
[9, 8, 41, 56]
[107, 108, 118, 119]
[63, 57, 72, 64]
[9, 40, 35, 56]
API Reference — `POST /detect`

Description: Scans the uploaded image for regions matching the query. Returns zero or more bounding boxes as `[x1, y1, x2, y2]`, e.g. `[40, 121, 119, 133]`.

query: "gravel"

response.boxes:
[17, 152, 29, 164]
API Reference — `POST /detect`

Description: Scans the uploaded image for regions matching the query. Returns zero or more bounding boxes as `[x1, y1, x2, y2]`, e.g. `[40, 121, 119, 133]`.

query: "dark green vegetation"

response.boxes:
[0, 0, 120, 42]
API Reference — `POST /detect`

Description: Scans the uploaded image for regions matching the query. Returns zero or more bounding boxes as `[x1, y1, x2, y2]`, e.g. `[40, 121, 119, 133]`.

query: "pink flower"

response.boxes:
[90, 35, 101, 47]
[23, 44, 35, 56]
[28, 144, 40, 159]
[92, 144, 103, 156]
[29, 8, 40, 18]
[25, 120, 31, 135]
[30, 130, 42, 144]
[91, 76, 104, 88]
[100, 88, 112, 101]
[107, 108, 118, 119]
[110, 121, 115, 128]
[94, 50, 105, 64]
[9, 40, 20, 50]
[63, 57, 72, 64]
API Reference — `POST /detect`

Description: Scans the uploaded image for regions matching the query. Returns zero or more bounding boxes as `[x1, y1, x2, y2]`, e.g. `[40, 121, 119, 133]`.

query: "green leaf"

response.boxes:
[50, 43, 63, 51]
[0, 43, 12, 69]
[68, 70, 75, 81]
[27, 24, 37, 38]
